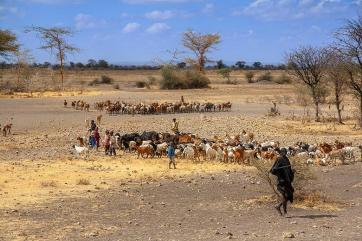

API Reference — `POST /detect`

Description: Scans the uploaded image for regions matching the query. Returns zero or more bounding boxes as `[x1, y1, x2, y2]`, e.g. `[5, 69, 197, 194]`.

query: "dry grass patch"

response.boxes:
[0, 156, 247, 209]
[0, 90, 101, 99]
[77, 178, 90, 185]
[293, 190, 343, 211]
[40, 180, 58, 188]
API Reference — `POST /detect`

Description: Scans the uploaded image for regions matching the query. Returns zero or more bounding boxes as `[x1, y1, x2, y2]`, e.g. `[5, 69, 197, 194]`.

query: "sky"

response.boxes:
[0, 0, 361, 65]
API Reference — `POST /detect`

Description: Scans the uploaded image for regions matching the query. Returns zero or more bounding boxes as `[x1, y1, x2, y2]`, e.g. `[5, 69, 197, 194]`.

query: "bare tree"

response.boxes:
[14, 49, 34, 91]
[182, 30, 221, 73]
[0, 29, 19, 58]
[334, 15, 362, 127]
[326, 49, 348, 124]
[26, 26, 79, 90]
[286, 46, 329, 122]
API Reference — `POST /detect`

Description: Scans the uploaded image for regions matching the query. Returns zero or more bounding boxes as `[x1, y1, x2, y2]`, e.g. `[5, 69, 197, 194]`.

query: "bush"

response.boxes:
[88, 75, 113, 86]
[160, 66, 210, 89]
[147, 76, 157, 85]
[275, 73, 292, 84]
[245, 71, 255, 83]
[217, 68, 232, 82]
[113, 84, 120, 90]
[99, 75, 113, 84]
[257, 71, 273, 82]
[136, 81, 146, 88]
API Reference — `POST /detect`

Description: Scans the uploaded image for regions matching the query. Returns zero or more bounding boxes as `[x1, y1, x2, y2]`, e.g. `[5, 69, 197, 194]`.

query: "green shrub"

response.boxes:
[257, 72, 273, 82]
[245, 71, 255, 83]
[275, 73, 292, 84]
[160, 66, 210, 89]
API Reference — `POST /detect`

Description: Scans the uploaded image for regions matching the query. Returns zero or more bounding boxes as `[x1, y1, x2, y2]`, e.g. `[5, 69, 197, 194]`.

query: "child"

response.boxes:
[167, 143, 176, 169]
[109, 131, 117, 156]
[94, 127, 100, 151]
[103, 130, 110, 155]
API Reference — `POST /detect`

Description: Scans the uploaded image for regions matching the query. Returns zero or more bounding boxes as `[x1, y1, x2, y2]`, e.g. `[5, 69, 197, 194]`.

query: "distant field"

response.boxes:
[0, 68, 289, 89]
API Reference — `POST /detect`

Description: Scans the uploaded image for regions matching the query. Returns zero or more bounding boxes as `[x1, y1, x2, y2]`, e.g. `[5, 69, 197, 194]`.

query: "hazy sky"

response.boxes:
[0, 0, 361, 64]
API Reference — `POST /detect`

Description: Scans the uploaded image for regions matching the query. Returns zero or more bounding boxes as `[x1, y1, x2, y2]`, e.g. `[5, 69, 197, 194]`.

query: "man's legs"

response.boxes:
[275, 195, 287, 216]
[171, 156, 176, 169]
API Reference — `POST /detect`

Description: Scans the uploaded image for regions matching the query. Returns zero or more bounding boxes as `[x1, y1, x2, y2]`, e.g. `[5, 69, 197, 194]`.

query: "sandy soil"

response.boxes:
[0, 84, 361, 241]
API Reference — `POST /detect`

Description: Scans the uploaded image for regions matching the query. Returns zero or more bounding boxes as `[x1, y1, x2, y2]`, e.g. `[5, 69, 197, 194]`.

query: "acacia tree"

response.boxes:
[14, 49, 34, 91]
[26, 26, 78, 89]
[218, 68, 232, 83]
[334, 15, 362, 127]
[0, 29, 19, 58]
[182, 30, 220, 73]
[326, 50, 348, 124]
[287, 46, 329, 122]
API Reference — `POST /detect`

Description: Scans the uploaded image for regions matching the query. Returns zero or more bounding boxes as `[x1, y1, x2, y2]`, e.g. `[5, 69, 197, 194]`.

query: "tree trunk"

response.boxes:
[360, 95, 362, 128]
[335, 89, 343, 124]
[311, 87, 320, 122]
[315, 101, 320, 122]
[16, 65, 20, 89]
[60, 56, 64, 90]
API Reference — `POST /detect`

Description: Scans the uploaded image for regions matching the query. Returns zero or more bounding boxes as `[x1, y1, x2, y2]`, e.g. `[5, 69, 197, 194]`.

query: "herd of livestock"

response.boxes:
[78, 130, 362, 166]
[65, 99, 232, 115]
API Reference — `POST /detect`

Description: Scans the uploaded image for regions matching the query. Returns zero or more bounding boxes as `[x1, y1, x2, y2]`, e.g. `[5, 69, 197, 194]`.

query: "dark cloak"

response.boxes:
[270, 155, 295, 203]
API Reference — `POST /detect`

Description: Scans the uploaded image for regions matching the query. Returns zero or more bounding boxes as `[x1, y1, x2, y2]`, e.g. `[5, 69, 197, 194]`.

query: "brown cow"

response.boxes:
[319, 143, 333, 155]
[77, 137, 85, 147]
[96, 115, 102, 126]
[178, 134, 192, 144]
[137, 144, 154, 158]
[234, 147, 245, 164]
[2, 124, 12, 137]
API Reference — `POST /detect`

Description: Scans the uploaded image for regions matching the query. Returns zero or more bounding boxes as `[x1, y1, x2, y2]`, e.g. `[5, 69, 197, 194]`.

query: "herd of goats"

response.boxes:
[64, 99, 232, 115]
[76, 130, 362, 166]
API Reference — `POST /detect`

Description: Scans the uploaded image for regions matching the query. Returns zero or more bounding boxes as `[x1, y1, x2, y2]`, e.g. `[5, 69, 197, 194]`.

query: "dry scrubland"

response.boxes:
[0, 69, 362, 241]
[0, 69, 287, 91]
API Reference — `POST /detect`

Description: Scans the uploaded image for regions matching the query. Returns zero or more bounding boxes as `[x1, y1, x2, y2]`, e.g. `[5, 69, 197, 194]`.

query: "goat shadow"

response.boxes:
[286, 214, 338, 219]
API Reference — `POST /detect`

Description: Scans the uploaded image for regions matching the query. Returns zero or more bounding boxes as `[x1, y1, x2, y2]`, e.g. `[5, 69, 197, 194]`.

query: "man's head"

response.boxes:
[173, 118, 176, 122]
[280, 148, 287, 156]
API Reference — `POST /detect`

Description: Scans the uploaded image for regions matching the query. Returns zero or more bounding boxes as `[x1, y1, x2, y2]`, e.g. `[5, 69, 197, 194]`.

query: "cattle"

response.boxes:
[114, 130, 357, 167]
[234, 146, 245, 164]
[326, 149, 345, 165]
[140, 131, 159, 141]
[74, 100, 233, 115]
[137, 144, 154, 158]
[319, 143, 333, 155]
[2, 123, 12, 137]
[96, 115, 102, 126]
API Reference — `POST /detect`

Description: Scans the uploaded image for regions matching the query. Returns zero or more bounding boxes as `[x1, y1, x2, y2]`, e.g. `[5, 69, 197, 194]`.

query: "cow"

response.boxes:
[137, 144, 154, 158]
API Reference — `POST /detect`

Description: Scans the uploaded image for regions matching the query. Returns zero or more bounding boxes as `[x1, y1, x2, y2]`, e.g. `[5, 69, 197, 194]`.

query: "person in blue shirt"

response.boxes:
[167, 143, 176, 169]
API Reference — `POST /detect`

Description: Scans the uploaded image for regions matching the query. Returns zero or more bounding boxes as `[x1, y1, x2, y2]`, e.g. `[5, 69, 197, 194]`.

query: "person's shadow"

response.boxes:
[286, 214, 338, 219]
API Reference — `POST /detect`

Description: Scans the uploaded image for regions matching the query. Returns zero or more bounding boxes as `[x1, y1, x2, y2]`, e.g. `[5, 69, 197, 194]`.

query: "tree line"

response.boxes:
[0, 59, 284, 71]
[286, 15, 362, 127]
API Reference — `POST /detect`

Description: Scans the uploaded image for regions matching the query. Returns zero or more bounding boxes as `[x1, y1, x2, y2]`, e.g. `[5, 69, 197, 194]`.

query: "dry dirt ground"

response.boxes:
[0, 83, 361, 241]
